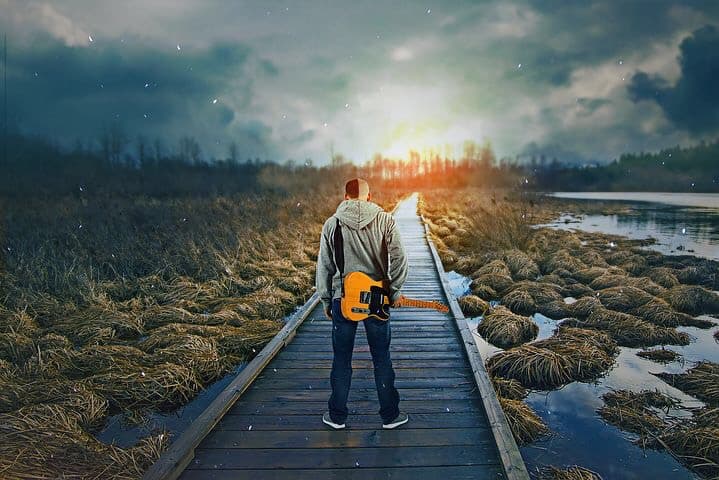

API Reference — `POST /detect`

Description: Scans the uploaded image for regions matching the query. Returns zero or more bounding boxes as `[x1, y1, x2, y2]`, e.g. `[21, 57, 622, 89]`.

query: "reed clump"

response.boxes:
[498, 397, 549, 445]
[457, 295, 489, 317]
[491, 375, 528, 400]
[654, 361, 719, 406]
[486, 327, 616, 390]
[477, 306, 538, 349]
[537, 465, 603, 480]
[598, 390, 677, 435]
[637, 348, 681, 363]
[661, 285, 719, 315]
[583, 308, 691, 348]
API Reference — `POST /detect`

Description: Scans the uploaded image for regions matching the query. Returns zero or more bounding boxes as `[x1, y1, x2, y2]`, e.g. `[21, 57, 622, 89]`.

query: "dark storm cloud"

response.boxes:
[6, 32, 277, 158]
[3, 0, 719, 164]
[628, 24, 719, 134]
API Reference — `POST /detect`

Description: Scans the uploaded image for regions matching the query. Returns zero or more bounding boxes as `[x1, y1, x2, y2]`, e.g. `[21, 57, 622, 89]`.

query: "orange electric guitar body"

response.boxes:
[340, 271, 449, 321]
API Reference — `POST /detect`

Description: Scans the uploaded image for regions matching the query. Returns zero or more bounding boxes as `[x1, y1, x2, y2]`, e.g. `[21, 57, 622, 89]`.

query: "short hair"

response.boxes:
[344, 178, 370, 198]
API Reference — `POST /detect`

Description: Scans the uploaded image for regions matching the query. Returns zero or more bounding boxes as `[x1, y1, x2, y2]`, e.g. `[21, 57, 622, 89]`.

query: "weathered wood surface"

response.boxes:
[145, 193, 528, 480]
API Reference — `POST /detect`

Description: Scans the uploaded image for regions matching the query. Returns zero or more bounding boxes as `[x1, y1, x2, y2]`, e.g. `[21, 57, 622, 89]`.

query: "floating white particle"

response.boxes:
[159, 433, 164, 440]
[79, 185, 84, 191]
[144, 83, 149, 88]
[426, 8, 431, 14]
[446, 407, 450, 412]
[141, 371, 146, 377]
[88, 35, 94, 43]
[323, 122, 328, 127]
[517, 63, 522, 69]
[248, 425, 252, 430]
[177, 44, 181, 51]
[212, 98, 218, 104]
[78, 224, 83, 229]
[297, 202, 301, 207]
[355, 461, 360, 467]
[282, 113, 287, 119]
[273, 368, 277, 372]
[618, 59, 623, 65]
[143, 113, 148, 118]
[681, 227, 687, 234]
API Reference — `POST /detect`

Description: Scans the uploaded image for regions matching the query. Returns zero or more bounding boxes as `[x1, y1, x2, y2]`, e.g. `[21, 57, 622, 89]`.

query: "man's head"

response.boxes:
[344, 178, 371, 201]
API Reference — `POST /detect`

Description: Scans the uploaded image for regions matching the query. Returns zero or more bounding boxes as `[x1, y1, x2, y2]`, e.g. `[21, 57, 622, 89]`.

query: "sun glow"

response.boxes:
[363, 83, 483, 160]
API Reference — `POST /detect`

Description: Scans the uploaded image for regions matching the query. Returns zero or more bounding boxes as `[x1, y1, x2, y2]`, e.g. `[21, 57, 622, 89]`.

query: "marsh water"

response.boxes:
[546, 192, 719, 260]
[447, 191, 719, 479]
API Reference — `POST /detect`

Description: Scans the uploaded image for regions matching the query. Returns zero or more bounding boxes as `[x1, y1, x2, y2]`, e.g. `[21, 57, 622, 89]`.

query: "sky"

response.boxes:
[1, 0, 719, 165]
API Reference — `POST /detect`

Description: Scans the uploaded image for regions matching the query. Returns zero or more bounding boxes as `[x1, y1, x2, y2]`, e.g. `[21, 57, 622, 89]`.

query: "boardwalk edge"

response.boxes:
[142, 291, 321, 480]
[418, 202, 530, 480]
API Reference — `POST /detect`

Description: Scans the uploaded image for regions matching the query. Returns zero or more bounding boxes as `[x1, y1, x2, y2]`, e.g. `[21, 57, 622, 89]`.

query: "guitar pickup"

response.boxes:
[359, 291, 371, 303]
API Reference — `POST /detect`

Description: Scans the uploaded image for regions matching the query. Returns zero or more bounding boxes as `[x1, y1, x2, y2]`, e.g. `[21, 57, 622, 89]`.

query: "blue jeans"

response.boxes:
[328, 298, 400, 424]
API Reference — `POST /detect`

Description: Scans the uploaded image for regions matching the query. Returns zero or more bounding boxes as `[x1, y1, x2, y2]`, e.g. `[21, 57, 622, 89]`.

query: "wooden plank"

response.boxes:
[179, 465, 503, 480]
[252, 377, 473, 390]
[199, 427, 493, 449]
[236, 387, 479, 402]
[186, 445, 500, 470]
[257, 367, 471, 380]
[216, 412, 489, 431]
[421, 215, 529, 480]
[269, 358, 468, 369]
[142, 293, 321, 480]
[276, 351, 465, 360]
[229, 399, 484, 415]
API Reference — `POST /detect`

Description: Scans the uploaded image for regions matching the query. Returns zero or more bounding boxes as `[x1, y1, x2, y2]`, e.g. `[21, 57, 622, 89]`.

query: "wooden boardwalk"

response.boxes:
[144, 193, 528, 480]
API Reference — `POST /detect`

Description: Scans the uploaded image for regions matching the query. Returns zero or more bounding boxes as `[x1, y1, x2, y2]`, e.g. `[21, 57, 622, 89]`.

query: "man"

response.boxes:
[315, 178, 409, 430]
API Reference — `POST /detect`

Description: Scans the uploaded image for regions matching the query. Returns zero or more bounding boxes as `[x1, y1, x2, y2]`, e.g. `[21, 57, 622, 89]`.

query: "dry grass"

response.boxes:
[486, 327, 616, 390]
[477, 306, 538, 349]
[598, 390, 677, 435]
[498, 397, 549, 445]
[0, 185, 407, 478]
[654, 361, 719, 406]
[583, 308, 691, 348]
[537, 465, 603, 480]
[457, 295, 489, 317]
[637, 348, 681, 363]
[595, 286, 654, 312]
[471, 273, 514, 298]
[661, 285, 719, 315]
[491, 376, 528, 400]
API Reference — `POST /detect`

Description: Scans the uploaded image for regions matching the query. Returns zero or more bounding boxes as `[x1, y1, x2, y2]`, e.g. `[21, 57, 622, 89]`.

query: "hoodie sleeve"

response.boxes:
[315, 218, 336, 311]
[386, 215, 408, 304]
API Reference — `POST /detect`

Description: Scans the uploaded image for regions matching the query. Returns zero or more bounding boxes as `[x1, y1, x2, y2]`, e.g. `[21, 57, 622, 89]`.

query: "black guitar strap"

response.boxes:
[333, 217, 345, 295]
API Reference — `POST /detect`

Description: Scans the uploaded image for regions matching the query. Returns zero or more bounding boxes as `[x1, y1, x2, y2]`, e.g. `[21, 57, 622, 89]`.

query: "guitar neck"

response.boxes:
[398, 297, 443, 311]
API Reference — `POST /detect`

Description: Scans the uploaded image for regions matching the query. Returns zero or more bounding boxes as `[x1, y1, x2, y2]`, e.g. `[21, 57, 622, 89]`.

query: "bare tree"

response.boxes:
[228, 141, 239, 164]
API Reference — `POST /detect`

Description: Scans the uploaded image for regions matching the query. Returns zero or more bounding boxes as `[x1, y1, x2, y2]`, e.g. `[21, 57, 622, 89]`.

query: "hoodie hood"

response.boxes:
[333, 199, 383, 230]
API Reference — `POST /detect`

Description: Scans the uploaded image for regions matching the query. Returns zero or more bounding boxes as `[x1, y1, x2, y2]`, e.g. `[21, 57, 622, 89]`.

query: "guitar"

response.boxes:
[340, 271, 449, 321]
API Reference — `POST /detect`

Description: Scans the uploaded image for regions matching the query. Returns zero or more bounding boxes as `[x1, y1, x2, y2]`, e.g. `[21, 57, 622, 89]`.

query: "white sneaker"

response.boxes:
[322, 411, 346, 430]
[382, 412, 409, 429]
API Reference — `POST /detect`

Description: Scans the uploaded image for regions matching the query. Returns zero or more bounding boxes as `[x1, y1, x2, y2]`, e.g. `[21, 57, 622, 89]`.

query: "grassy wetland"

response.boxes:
[419, 187, 719, 479]
[0, 165, 403, 479]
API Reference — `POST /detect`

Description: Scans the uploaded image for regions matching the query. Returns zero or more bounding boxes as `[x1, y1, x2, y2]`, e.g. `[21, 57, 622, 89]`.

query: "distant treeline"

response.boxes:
[2, 130, 716, 197]
[531, 139, 719, 193]
[0, 133, 521, 198]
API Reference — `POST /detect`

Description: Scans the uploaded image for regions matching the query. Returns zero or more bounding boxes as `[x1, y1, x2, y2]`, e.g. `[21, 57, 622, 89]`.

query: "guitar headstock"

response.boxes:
[432, 301, 449, 313]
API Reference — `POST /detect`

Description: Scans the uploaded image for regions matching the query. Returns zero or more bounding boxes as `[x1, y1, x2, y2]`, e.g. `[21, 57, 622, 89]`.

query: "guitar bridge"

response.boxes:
[351, 307, 370, 314]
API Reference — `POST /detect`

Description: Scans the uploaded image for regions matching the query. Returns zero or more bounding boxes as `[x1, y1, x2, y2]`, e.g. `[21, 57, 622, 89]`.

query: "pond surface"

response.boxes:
[544, 192, 719, 260]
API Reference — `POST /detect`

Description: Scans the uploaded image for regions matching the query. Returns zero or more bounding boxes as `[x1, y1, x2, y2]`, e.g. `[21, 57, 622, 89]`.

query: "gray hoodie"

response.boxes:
[315, 199, 408, 312]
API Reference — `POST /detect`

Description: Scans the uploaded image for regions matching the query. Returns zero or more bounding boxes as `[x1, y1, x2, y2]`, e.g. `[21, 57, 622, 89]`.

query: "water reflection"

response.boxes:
[541, 195, 719, 260]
